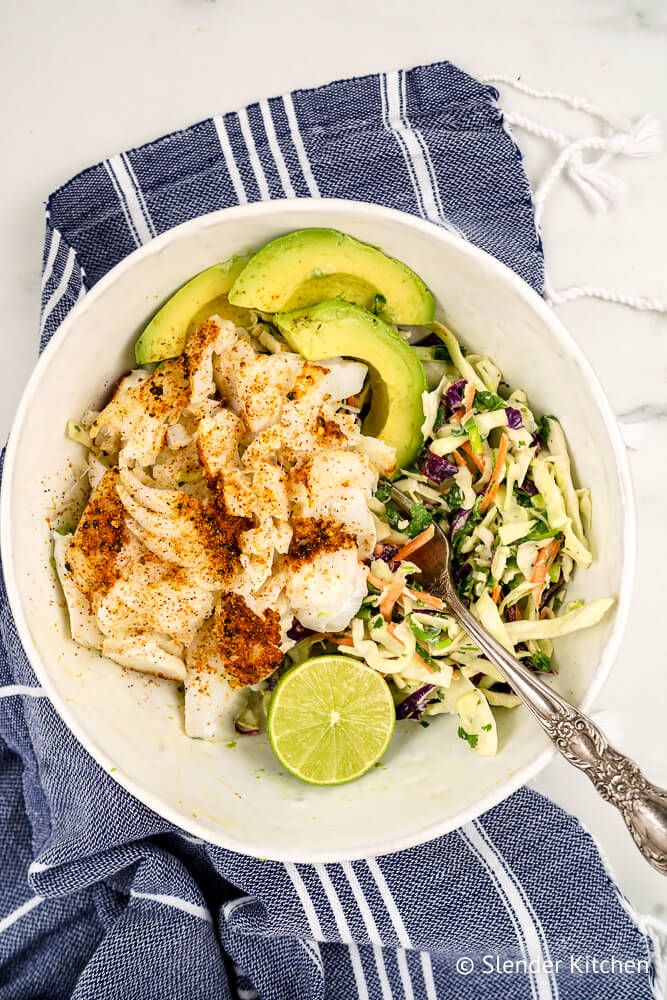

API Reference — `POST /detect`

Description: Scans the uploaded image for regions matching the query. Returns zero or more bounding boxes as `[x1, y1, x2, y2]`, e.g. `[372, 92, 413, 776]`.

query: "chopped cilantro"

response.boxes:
[406, 503, 433, 538]
[409, 619, 441, 644]
[384, 503, 403, 530]
[415, 643, 441, 671]
[433, 402, 447, 433]
[529, 652, 552, 672]
[452, 497, 483, 554]
[536, 414, 557, 447]
[513, 484, 536, 508]
[474, 390, 506, 412]
[419, 720, 430, 728]
[433, 344, 451, 361]
[481, 723, 492, 732]
[524, 524, 560, 542]
[372, 616, 383, 630]
[444, 483, 463, 509]
[457, 726, 478, 749]
[374, 481, 392, 503]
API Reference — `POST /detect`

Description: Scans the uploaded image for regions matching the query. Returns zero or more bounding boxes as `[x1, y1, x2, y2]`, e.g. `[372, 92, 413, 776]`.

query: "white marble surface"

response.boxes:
[1, 0, 665, 924]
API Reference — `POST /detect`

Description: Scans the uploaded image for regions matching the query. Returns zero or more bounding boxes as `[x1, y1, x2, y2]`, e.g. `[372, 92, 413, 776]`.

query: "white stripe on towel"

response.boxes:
[259, 99, 296, 197]
[177, 833, 204, 845]
[106, 155, 154, 245]
[104, 161, 141, 246]
[0, 685, 46, 700]
[398, 69, 446, 224]
[41, 228, 62, 291]
[40, 246, 77, 332]
[0, 895, 44, 934]
[213, 115, 248, 205]
[459, 823, 553, 1000]
[282, 94, 320, 197]
[237, 108, 271, 201]
[473, 819, 560, 999]
[285, 863, 323, 940]
[380, 73, 423, 219]
[341, 862, 393, 1000]
[365, 857, 416, 1000]
[120, 152, 157, 239]
[129, 890, 211, 923]
[382, 70, 441, 226]
[223, 896, 254, 920]
[298, 938, 324, 974]
[314, 864, 369, 1000]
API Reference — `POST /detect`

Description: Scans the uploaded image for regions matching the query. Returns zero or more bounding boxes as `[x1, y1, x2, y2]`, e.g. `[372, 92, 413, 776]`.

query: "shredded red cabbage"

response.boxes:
[444, 379, 466, 416]
[374, 543, 399, 565]
[235, 719, 260, 735]
[287, 620, 314, 641]
[542, 579, 566, 606]
[396, 684, 436, 720]
[449, 508, 471, 536]
[505, 406, 523, 429]
[418, 450, 458, 484]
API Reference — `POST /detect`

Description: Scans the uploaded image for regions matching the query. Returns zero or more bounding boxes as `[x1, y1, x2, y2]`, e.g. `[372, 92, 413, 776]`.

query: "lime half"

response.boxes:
[267, 655, 395, 785]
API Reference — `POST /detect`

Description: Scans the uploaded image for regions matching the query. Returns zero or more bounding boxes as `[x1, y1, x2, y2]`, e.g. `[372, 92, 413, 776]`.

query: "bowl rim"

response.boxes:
[0, 197, 636, 861]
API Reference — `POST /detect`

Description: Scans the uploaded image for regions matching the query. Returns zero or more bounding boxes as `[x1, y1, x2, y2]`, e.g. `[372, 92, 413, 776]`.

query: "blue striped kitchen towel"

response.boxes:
[0, 61, 660, 1000]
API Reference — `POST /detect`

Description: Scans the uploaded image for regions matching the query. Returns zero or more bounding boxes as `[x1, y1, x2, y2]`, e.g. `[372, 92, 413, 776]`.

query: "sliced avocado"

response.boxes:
[134, 254, 253, 364]
[274, 300, 426, 471]
[228, 229, 435, 325]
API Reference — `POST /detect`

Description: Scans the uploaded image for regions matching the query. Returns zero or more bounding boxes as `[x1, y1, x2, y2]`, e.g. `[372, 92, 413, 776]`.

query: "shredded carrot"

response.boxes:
[394, 525, 435, 562]
[380, 578, 405, 621]
[480, 433, 509, 513]
[325, 634, 354, 647]
[531, 538, 561, 606]
[404, 586, 444, 610]
[413, 650, 436, 673]
[367, 572, 387, 590]
[450, 384, 476, 425]
[461, 440, 485, 474]
[491, 583, 502, 604]
[386, 622, 405, 646]
[452, 449, 466, 467]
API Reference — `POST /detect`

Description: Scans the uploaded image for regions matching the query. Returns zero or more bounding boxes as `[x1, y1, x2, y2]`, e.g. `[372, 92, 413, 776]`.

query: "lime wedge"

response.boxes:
[267, 655, 395, 785]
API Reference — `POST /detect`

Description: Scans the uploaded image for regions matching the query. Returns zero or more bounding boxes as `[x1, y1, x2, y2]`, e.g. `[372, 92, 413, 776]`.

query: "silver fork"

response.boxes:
[390, 485, 667, 875]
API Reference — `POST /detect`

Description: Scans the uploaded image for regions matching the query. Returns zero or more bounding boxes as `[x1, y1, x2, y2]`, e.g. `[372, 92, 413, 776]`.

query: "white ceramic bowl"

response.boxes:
[1, 199, 634, 862]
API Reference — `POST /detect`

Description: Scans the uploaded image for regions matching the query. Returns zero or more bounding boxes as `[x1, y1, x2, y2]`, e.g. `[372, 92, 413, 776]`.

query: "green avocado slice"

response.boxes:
[134, 254, 253, 364]
[228, 229, 435, 325]
[274, 300, 426, 472]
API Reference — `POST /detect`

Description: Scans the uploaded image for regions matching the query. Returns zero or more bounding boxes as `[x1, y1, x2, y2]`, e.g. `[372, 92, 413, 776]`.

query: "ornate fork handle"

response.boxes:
[441, 581, 667, 876]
